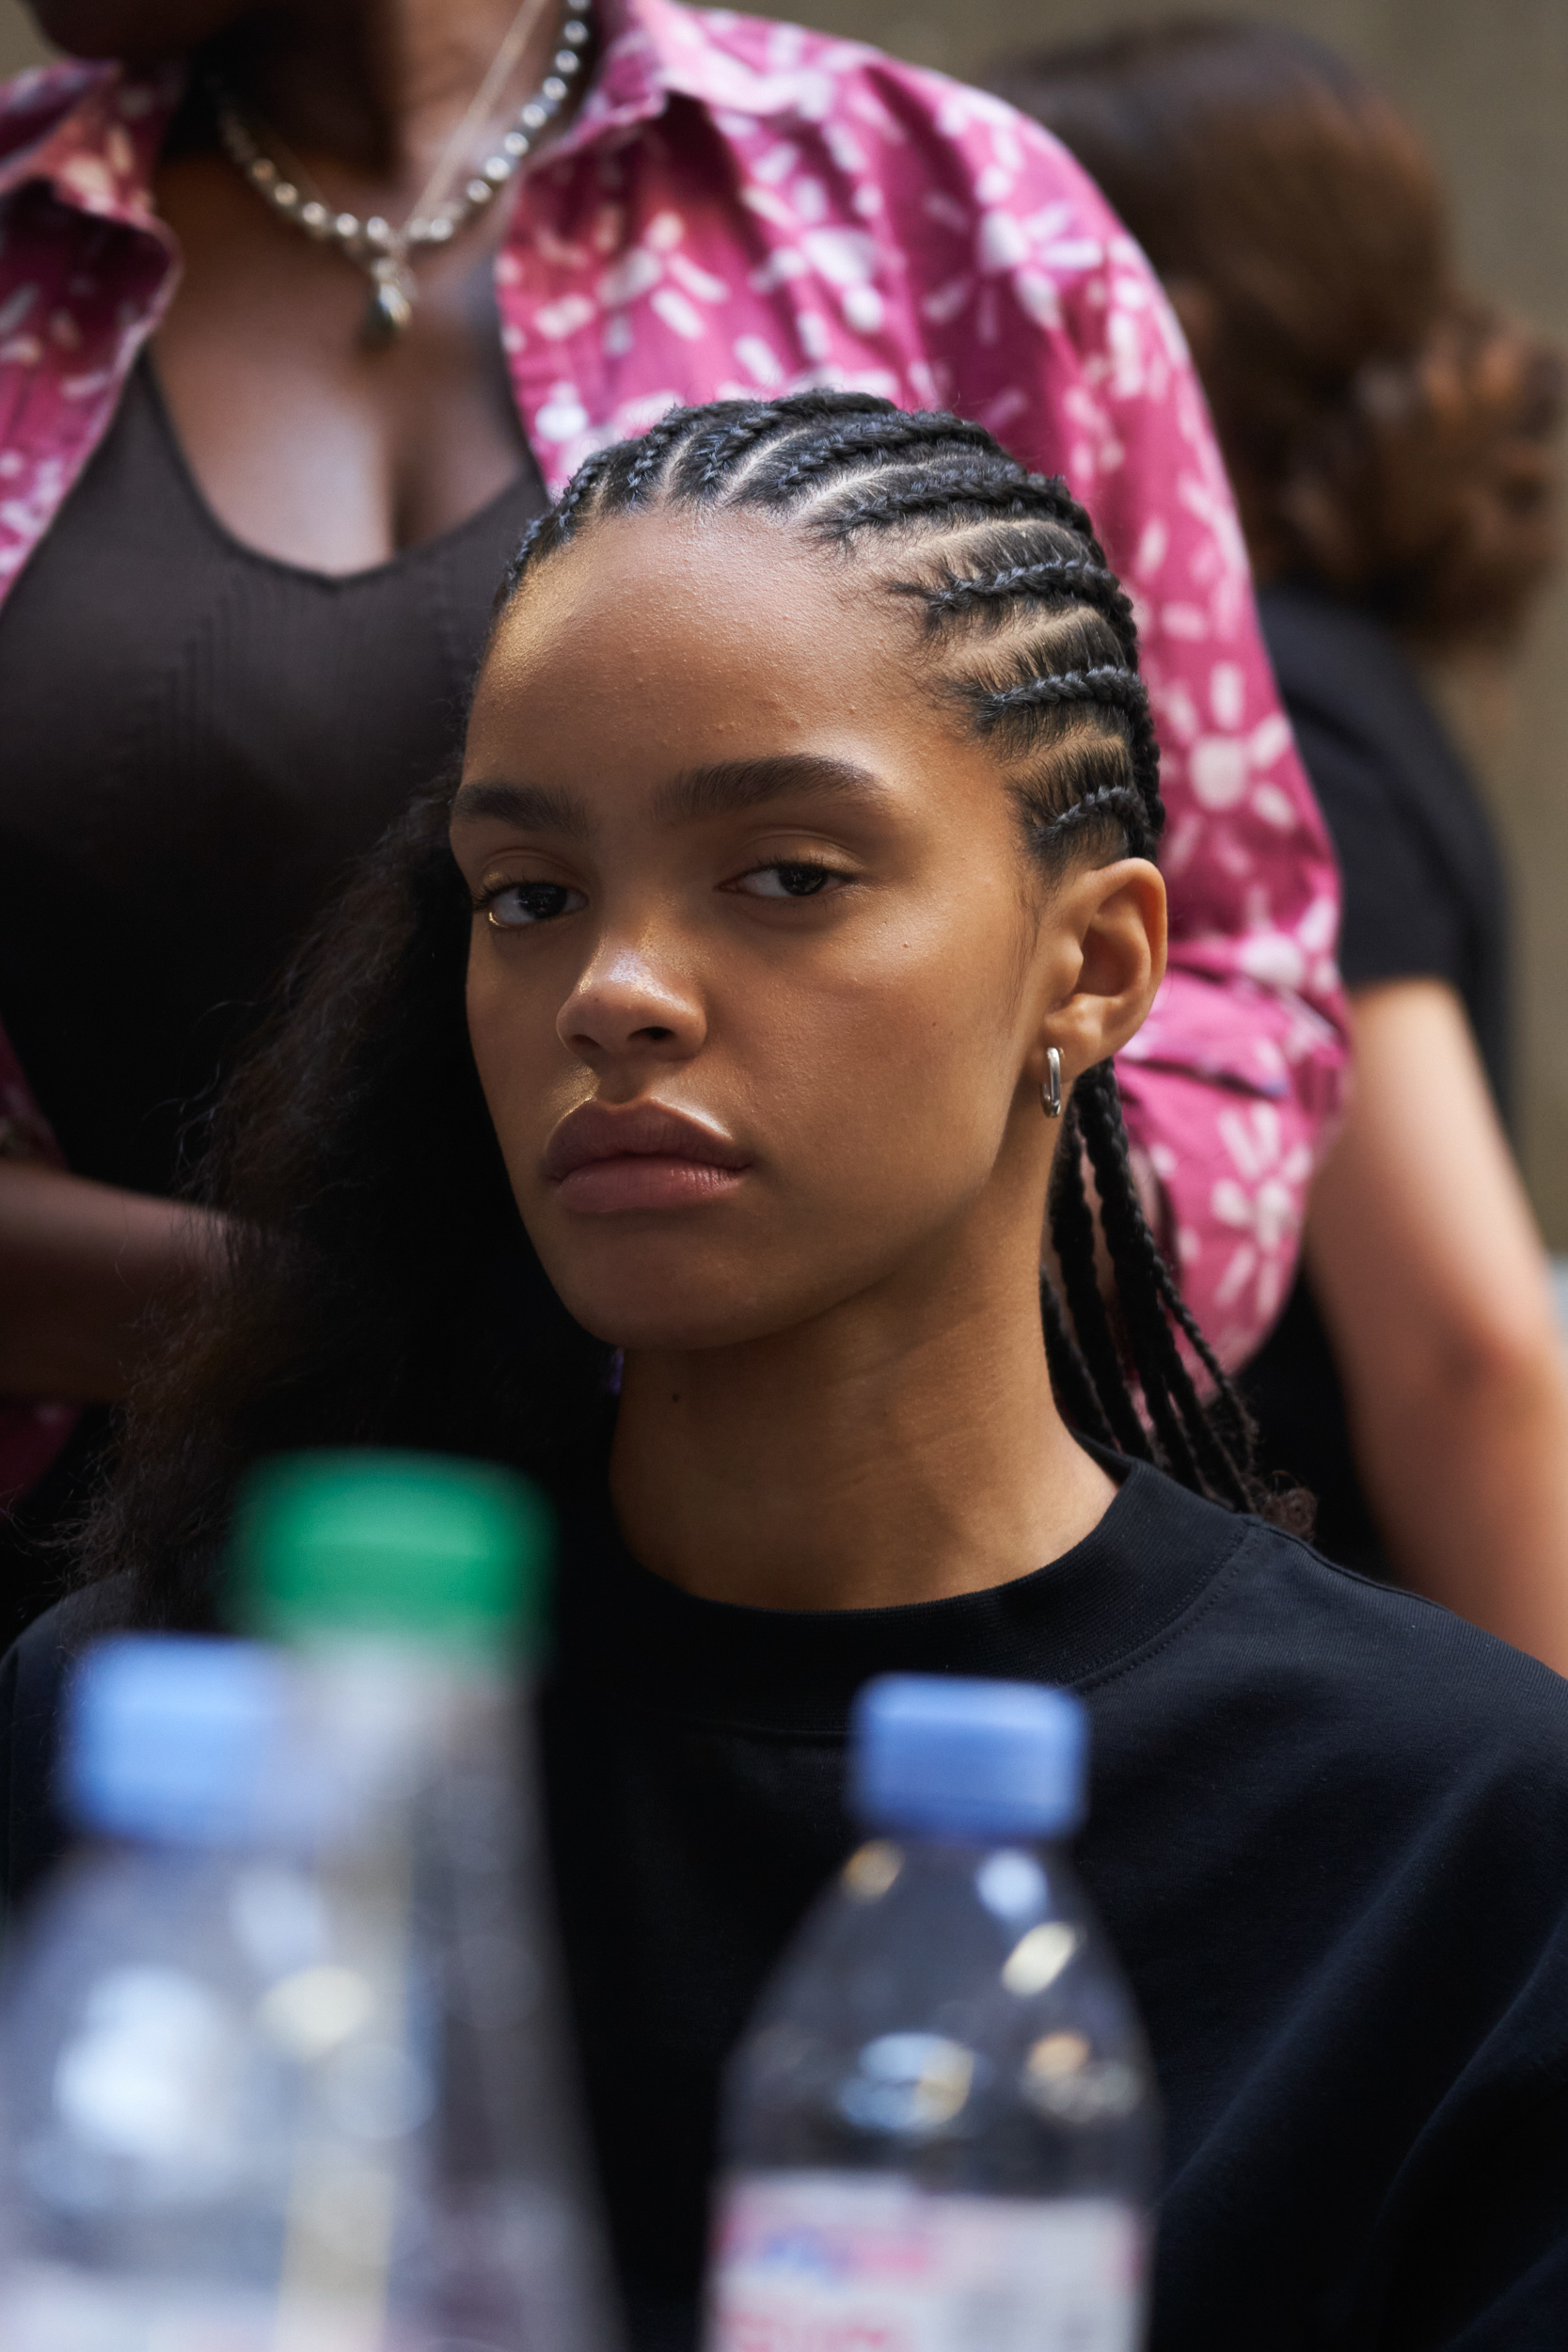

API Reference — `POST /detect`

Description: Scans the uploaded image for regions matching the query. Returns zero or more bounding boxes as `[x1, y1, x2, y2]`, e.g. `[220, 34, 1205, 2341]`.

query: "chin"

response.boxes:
[532, 1237, 793, 1355]
[561, 1283, 780, 1356]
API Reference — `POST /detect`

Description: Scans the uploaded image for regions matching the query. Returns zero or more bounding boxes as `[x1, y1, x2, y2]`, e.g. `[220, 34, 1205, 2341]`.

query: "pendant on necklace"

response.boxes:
[362, 257, 417, 349]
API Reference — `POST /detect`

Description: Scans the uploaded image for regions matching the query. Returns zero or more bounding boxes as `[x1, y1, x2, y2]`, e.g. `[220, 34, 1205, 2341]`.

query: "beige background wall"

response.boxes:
[5, 0, 1568, 1234]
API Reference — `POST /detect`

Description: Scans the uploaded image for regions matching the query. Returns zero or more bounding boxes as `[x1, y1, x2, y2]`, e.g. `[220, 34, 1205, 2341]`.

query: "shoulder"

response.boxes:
[1258, 574, 1404, 672]
[1168, 1495, 1568, 1822]
[673, 6, 1132, 302]
[1257, 580, 1497, 896]
[1087, 1476, 1568, 2039]
[1257, 580, 1447, 755]
[655, 7, 1190, 492]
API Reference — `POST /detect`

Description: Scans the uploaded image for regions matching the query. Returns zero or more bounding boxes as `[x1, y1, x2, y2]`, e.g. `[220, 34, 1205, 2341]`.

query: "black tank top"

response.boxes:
[0, 356, 546, 1198]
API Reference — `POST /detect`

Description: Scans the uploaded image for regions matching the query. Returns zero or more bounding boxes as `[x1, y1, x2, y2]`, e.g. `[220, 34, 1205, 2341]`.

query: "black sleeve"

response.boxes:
[1284, 694, 1467, 996]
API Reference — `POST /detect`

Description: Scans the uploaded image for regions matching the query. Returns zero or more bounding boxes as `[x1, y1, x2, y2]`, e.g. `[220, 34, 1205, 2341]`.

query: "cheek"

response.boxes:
[465, 946, 564, 1170]
[464, 955, 509, 1118]
[740, 898, 1029, 1207]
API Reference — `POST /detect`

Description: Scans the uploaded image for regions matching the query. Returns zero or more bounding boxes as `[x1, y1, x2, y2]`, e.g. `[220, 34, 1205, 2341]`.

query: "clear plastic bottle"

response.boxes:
[0, 1451, 622, 2352]
[704, 1674, 1157, 2352]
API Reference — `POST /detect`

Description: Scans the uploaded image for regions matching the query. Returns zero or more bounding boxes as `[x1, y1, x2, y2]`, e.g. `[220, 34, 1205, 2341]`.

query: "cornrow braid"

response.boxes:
[688, 407, 786, 490]
[984, 661, 1146, 720]
[980, 664, 1164, 855]
[491, 389, 1295, 1527]
[767, 412, 996, 495]
[673, 389, 889, 498]
[822, 469, 1096, 538]
[497, 509, 554, 604]
[1033, 782, 1150, 851]
[497, 447, 618, 598]
[918, 555, 1137, 659]
[553, 444, 617, 528]
[623, 408, 698, 501]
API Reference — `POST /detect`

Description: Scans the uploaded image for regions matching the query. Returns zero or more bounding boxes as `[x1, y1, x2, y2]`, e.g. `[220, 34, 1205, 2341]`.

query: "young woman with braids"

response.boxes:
[0, 0, 1347, 1656]
[6, 392, 1568, 2348]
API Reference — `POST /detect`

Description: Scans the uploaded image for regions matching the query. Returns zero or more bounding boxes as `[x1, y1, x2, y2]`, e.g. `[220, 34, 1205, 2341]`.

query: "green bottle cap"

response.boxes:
[232, 1451, 554, 1654]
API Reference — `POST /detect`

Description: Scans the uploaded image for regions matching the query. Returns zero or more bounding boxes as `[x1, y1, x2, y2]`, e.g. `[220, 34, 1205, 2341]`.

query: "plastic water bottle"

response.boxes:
[0, 1452, 621, 2352]
[704, 1675, 1157, 2352]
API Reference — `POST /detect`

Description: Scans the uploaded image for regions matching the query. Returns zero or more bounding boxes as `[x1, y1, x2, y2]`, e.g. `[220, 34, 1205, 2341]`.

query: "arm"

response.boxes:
[1307, 978, 1568, 1673]
[0, 1161, 219, 1403]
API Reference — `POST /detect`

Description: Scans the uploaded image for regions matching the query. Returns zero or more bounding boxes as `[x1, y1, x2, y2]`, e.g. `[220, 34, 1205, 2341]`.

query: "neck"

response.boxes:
[214, 0, 564, 191]
[609, 1203, 1117, 1613]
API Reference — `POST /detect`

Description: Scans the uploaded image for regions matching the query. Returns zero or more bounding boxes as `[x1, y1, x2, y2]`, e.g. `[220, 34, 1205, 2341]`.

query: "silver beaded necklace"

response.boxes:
[212, 0, 593, 348]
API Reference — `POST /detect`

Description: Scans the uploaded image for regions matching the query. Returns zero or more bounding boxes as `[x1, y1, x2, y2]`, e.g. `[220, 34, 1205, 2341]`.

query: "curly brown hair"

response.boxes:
[992, 19, 1565, 650]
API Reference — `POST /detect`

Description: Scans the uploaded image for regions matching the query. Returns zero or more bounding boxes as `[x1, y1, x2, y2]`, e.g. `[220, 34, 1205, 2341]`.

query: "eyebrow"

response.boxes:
[652, 755, 885, 824]
[451, 755, 885, 839]
[450, 779, 594, 837]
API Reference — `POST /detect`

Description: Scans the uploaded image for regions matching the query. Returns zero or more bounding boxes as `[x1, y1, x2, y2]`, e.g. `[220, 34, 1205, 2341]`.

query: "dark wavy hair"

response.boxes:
[992, 20, 1564, 649]
[76, 389, 1295, 1623]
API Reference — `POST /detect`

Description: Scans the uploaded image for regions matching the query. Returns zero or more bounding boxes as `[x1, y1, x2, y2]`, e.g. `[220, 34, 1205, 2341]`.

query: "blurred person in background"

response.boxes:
[999, 20, 1568, 1668]
[0, 0, 1345, 1642]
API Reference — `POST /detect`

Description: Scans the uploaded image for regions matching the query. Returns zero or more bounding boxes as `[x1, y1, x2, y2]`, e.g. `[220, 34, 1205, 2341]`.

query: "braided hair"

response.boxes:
[497, 389, 1287, 1522]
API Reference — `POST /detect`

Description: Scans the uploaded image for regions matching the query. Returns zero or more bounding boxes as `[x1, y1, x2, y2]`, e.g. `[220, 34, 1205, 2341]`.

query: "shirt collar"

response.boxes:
[0, 57, 179, 229]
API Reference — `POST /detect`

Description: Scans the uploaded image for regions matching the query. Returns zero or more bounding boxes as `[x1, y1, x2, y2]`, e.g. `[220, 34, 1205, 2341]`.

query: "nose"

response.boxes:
[559, 930, 706, 1070]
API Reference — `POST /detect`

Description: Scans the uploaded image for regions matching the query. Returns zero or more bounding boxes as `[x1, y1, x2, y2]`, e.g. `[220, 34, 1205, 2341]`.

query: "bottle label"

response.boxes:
[706, 2173, 1143, 2352]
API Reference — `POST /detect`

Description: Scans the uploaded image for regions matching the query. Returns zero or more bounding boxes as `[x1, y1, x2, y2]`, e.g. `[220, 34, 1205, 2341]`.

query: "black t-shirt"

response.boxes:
[5, 1457, 1568, 2349]
[1258, 578, 1511, 1106]
[1243, 580, 1514, 1573]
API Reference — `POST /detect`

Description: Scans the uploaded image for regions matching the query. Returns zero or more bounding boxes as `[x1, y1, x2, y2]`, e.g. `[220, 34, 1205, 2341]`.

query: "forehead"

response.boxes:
[466, 509, 925, 775]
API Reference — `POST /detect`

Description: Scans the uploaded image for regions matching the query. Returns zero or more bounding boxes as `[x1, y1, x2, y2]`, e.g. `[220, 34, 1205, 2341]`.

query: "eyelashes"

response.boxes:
[731, 859, 849, 900]
[481, 880, 588, 929]
[477, 857, 855, 929]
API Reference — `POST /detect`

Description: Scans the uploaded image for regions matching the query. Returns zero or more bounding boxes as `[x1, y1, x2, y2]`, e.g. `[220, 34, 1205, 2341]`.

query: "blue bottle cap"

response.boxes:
[62, 1636, 293, 1848]
[850, 1675, 1087, 1841]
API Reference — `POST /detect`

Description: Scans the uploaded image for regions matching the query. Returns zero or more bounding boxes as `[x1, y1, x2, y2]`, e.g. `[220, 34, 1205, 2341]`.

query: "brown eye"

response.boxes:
[736, 862, 844, 899]
[484, 882, 586, 929]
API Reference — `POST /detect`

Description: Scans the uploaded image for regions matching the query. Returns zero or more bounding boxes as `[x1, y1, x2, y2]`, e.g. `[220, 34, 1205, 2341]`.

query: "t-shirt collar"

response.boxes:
[554, 1451, 1258, 1737]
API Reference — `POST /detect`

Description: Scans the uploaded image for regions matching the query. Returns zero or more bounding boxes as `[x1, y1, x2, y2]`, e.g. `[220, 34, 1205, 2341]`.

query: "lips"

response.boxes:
[543, 1100, 752, 1215]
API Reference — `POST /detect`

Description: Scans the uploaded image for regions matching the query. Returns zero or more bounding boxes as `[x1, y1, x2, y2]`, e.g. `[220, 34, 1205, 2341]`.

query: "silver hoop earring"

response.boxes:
[1041, 1046, 1063, 1120]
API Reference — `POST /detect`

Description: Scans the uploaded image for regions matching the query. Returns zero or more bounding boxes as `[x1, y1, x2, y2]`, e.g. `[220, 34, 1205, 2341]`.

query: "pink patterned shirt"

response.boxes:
[0, 0, 1346, 1495]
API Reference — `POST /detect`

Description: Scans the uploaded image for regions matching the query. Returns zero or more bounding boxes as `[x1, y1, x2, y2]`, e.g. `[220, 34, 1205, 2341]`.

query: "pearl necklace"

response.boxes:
[212, 0, 593, 347]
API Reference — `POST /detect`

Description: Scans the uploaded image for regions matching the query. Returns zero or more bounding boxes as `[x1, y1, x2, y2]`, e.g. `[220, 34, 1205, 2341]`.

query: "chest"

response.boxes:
[150, 152, 530, 574]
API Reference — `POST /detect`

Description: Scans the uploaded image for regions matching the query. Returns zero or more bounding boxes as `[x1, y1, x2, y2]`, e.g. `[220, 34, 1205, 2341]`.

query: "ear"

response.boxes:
[1027, 856, 1167, 1094]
